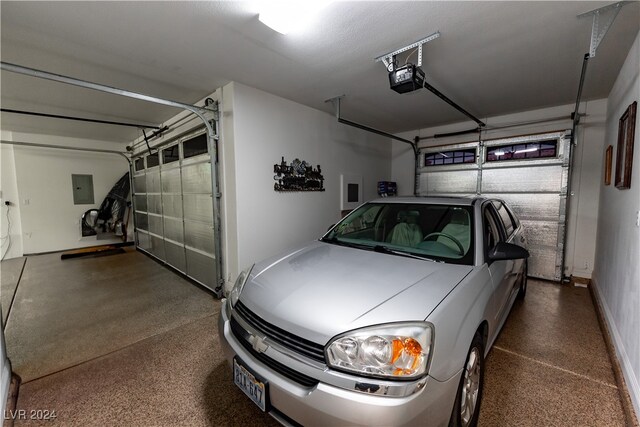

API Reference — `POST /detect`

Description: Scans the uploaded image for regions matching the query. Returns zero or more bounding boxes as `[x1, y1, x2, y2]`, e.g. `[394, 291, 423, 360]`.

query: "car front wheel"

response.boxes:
[449, 332, 485, 427]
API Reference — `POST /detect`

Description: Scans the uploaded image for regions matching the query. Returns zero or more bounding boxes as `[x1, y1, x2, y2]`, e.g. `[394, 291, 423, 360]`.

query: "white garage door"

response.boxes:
[132, 128, 218, 290]
[418, 131, 571, 281]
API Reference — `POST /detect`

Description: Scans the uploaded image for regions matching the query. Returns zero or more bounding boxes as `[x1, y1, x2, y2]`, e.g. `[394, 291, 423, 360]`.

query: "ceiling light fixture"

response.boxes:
[258, 1, 333, 35]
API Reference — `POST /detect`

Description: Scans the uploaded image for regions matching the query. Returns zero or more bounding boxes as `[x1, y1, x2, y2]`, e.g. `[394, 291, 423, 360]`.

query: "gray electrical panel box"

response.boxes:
[72, 174, 95, 205]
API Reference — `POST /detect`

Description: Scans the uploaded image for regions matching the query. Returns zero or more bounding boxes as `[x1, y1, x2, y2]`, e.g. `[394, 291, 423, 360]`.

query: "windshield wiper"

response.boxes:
[373, 245, 440, 262]
[320, 236, 367, 249]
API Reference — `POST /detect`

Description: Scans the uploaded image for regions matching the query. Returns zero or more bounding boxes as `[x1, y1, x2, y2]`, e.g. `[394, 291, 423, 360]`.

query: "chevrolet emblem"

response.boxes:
[248, 334, 269, 353]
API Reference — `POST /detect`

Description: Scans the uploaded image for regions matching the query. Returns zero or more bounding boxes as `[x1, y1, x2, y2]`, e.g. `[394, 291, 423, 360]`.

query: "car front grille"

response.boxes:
[234, 301, 326, 363]
[229, 315, 319, 388]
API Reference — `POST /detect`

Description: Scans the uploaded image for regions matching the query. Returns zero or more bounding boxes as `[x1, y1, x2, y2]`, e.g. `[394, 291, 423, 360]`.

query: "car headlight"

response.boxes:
[229, 265, 253, 307]
[326, 323, 433, 379]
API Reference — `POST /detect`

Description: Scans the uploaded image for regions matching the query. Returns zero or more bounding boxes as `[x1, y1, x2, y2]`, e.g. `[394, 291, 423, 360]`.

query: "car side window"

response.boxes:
[492, 201, 516, 238]
[505, 203, 520, 229]
[483, 206, 502, 252]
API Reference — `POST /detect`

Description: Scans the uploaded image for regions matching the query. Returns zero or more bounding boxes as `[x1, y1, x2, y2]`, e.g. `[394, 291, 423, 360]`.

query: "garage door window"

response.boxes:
[147, 152, 160, 168]
[162, 145, 180, 165]
[424, 149, 476, 166]
[183, 134, 208, 159]
[486, 140, 557, 162]
[134, 157, 145, 171]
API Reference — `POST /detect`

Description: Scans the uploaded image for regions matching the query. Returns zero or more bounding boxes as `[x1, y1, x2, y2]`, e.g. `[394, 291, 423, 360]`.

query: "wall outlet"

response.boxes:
[636, 210, 640, 227]
[23, 198, 30, 206]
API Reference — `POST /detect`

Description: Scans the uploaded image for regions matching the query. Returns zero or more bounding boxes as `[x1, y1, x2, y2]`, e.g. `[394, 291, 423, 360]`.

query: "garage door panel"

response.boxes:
[420, 170, 477, 194]
[184, 221, 215, 254]
[481, 165, 563, 193]
[164, 241, 186, 273]
[148, 214, 164, 236]
[133, 128, 218, 290]
[147, 195, 163, 215]
[149, 234, 165, 261]
[161, 194, 183, 219]
[134, 195, 147, 212]
[161, 167, 182, 193]
[182, 162, 211, 194]
[183, 194, 213, 223]
[146, 170, 162, 193]
[519, 220, 559, 248]
[135, 213, 148, 231]
[137, 231, 150, 251]
[527, 245, 559, 281]
[483, 193, 561, 221]
[163, 217, 184, 243]
[186, 249, 216, 290]
[133, 175, 146, 193]
[418, 131, 570, 281]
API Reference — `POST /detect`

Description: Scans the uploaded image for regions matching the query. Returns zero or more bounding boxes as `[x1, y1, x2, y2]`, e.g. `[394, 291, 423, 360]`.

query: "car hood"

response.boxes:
[238, 241, 473, 345]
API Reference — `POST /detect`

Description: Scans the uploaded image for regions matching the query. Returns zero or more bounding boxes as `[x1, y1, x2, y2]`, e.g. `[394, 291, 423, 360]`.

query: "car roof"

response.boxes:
[368, 195, 487, 206]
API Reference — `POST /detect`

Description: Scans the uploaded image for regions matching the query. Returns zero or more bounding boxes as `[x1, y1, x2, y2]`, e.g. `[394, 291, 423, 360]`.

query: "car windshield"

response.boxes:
[323, 202, 475, 265]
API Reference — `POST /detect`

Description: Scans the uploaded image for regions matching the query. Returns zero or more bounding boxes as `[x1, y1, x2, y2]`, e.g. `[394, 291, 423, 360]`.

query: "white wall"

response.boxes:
[222, 82, 391, 287]
[391, 99, 608, 279]
[1, 132, 129, 255]
[1, 132, 24, 260]
[592, 29, 640, 417]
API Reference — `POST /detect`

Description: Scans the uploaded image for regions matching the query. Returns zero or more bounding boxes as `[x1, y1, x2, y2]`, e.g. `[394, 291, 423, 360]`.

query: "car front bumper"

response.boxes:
[217, 299, 459, 427]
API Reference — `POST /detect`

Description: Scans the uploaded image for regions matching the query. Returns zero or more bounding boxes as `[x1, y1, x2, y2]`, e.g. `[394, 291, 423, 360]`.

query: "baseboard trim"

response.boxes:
[590, 277, 639, 426]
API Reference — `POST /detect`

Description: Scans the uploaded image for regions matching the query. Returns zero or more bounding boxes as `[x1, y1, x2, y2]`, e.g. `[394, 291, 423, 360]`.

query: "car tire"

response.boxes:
[517, 261, 528, 300]
[449, 332, 485, 427]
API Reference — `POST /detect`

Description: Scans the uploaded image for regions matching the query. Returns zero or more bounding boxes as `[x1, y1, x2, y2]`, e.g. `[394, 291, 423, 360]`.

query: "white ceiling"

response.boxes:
[1, 1, 639, 143]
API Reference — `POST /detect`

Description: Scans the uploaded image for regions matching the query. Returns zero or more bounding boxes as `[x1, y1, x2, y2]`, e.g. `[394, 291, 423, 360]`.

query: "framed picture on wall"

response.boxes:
[614, 101, 637, 190]
[604, 145, 613, 186]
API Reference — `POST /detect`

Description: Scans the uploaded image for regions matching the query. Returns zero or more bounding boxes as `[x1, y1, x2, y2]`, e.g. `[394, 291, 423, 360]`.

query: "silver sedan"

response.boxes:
[218, 196, 529, 426]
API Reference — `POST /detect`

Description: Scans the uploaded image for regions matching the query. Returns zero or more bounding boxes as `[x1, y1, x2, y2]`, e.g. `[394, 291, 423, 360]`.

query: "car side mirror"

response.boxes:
[488, 242, 530, 261]
[327, 224, 335, 231]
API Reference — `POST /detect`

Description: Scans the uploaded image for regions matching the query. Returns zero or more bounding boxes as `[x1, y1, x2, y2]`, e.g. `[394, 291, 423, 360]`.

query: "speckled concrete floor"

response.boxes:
[3, 254, 629, 426]
[3, 249, 216, 382]
[1, 256, 25, 326]
[478, 281, 626, 426]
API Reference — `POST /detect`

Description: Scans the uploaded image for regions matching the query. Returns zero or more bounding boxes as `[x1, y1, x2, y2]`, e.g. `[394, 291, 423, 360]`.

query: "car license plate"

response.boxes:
[233, 358, 268, 412]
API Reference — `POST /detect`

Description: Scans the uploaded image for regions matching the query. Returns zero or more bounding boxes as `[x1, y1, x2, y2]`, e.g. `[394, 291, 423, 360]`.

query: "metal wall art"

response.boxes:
[274, 157, 324, 192]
